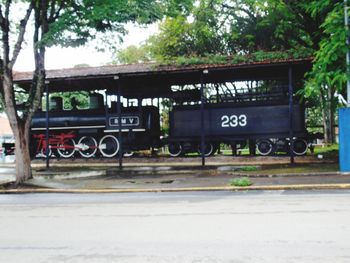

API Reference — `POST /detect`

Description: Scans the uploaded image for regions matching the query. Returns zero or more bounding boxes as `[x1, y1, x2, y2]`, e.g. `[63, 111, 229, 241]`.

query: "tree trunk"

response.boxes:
[320, 91, 330, 144]
[2, 72, 33, 185]
[327, 86, 335, 144]
[14, 122, 33, 184]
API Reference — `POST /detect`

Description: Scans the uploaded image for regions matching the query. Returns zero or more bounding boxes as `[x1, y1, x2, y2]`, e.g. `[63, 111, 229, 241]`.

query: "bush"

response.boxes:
[230, 177, 253, 187]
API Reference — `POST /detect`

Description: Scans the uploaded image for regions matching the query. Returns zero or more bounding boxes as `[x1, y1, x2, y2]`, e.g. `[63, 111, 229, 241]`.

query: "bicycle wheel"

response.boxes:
[57, 138, 76, 158]
[78, 136, 98, 158]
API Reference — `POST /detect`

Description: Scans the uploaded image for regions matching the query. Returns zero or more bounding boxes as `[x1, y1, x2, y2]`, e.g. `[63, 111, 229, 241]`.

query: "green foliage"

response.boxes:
[302, 1, 347, 143]
[42, 0, 193, 49]
[237, 166, 258, 172]
[230, 177, 253, 187]
[114, 45, 151, 64]
[156, 49, 313, 66]
[306, 2, 347, 94]
[313, 144, 339, 154]
[55, 92, 89, 110]
[146, 0, 321, 59]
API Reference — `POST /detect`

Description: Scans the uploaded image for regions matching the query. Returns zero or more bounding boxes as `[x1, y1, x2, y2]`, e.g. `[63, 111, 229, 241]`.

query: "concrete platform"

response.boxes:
[1, 156, 349, 193]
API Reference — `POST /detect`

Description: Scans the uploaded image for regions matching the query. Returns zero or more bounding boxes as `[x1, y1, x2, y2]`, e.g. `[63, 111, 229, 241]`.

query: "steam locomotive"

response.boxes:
[29, 94, 161, 158]
[28, 83, 309, 159]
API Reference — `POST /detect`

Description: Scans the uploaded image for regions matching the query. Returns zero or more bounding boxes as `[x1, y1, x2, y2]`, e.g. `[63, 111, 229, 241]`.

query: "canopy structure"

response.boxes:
[13, 57, 313, 168]
[14, 58, 312, 99]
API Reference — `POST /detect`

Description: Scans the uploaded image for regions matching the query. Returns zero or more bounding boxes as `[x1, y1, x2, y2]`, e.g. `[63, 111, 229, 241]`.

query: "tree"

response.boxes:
[0, 0, 189, 185]
[145, 0, 346, 143]
[304, 1, 347, 143]
[146, 0, 320, 59]
[114, 45, 151, 64]
[146, 0, 226, 59]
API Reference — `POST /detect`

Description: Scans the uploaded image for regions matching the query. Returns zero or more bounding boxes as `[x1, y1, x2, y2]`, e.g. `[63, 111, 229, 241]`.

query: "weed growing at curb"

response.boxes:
[230, 177, 253, 187]
[238, 166, 258, 172]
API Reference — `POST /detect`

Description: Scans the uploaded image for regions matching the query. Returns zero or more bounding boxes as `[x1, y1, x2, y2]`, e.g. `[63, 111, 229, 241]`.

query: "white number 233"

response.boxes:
[221, 114, 247, 127]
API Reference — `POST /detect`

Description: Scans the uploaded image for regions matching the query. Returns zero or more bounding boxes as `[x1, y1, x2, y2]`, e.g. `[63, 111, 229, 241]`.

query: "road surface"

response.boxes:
[0, 190, 350, 262]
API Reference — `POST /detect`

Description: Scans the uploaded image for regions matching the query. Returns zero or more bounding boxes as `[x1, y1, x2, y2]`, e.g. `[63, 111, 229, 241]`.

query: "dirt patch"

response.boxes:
[1, 181, 50, 190]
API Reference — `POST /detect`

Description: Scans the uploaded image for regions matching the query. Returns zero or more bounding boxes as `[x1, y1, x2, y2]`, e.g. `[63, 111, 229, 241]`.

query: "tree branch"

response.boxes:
[48, 0, 66, 22]
[9, 1, 34, 70]
[2, 0, 11, 67]
[222, 3, 257, 22]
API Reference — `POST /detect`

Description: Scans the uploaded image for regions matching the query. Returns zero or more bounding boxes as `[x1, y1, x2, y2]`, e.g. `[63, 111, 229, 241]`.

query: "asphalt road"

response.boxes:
[0, 190, 350, 263]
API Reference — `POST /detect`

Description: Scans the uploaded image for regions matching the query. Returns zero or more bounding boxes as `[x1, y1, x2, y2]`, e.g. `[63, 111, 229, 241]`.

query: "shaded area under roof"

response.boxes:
[14, 58, 313, 98]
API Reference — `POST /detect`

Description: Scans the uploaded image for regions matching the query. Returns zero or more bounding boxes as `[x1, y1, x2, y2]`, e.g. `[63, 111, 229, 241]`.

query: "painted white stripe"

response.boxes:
[31, 125, 105, 131]
[104, 129, 146, 133]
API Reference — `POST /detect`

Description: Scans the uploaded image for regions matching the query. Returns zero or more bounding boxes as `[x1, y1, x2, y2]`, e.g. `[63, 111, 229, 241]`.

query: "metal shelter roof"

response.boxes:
[13, 57, 312, 98]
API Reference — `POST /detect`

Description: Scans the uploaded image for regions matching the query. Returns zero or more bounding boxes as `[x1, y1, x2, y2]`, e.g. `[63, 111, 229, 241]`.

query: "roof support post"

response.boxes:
[45, 81, 50, 170]
[200, 70, 208, 166]
[115, 76, 123, 169]
[288, 67, 295, 164]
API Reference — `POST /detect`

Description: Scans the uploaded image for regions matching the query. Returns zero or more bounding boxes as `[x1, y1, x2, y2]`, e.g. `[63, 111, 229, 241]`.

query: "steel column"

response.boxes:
[200, 70, 208, 166]
[288, 67, 295, 164]
[114, 76, 123, 169]
[45, 81, 50, 169]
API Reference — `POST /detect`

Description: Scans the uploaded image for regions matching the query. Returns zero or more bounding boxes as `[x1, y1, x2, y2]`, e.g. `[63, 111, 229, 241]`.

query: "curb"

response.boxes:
[1, 183, 350, 194]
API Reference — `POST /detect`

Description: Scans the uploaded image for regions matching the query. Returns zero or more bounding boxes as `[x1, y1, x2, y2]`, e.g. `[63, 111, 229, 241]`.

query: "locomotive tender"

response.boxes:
[167, 102, 308, 157]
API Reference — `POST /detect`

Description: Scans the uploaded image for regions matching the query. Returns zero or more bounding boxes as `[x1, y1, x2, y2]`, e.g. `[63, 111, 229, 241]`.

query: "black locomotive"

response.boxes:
[29, 93, 160, 158]
[28, 81, 309, 159]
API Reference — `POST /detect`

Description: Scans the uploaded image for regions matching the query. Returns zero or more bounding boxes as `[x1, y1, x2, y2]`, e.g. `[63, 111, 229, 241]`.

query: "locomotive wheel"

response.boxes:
[57, 138, 76, 158]
[256, 139, 274, 156]
[292, 139, 308, 156]
[168, 143, 183, 157]
[198, 143, 215, 157]
[78, 136, 98, 158]
[99, 135, 120, 157]
[40, 146, 52, 158]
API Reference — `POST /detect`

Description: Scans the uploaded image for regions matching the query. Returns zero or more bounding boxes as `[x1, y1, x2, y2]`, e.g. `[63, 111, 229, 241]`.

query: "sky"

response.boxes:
[14, 23, 158, 72]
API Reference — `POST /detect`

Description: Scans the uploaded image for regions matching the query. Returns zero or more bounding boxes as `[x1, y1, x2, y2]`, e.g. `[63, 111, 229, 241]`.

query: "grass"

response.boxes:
[312, 144, 339, 160]
[237, 166, 258, 172]
[312, 144, 339, 154]
[230, 177, 253, 187]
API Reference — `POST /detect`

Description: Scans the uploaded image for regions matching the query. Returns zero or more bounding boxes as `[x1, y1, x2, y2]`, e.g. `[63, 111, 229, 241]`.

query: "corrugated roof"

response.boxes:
[13, 57, 312, 82]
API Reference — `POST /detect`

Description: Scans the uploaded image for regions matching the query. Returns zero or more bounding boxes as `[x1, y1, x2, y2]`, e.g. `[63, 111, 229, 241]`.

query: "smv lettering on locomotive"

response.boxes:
[109, 116, 139, 126]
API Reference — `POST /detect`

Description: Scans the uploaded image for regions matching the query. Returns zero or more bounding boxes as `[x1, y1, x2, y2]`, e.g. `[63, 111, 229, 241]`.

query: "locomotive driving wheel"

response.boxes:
[40, 146, 52, 158]
[256, 139, 274, 156]
[168, 143, 183, 157]
[57, 138, 76, 158]
[99, 135, 120, 157]
[78, 136, 98, 158]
